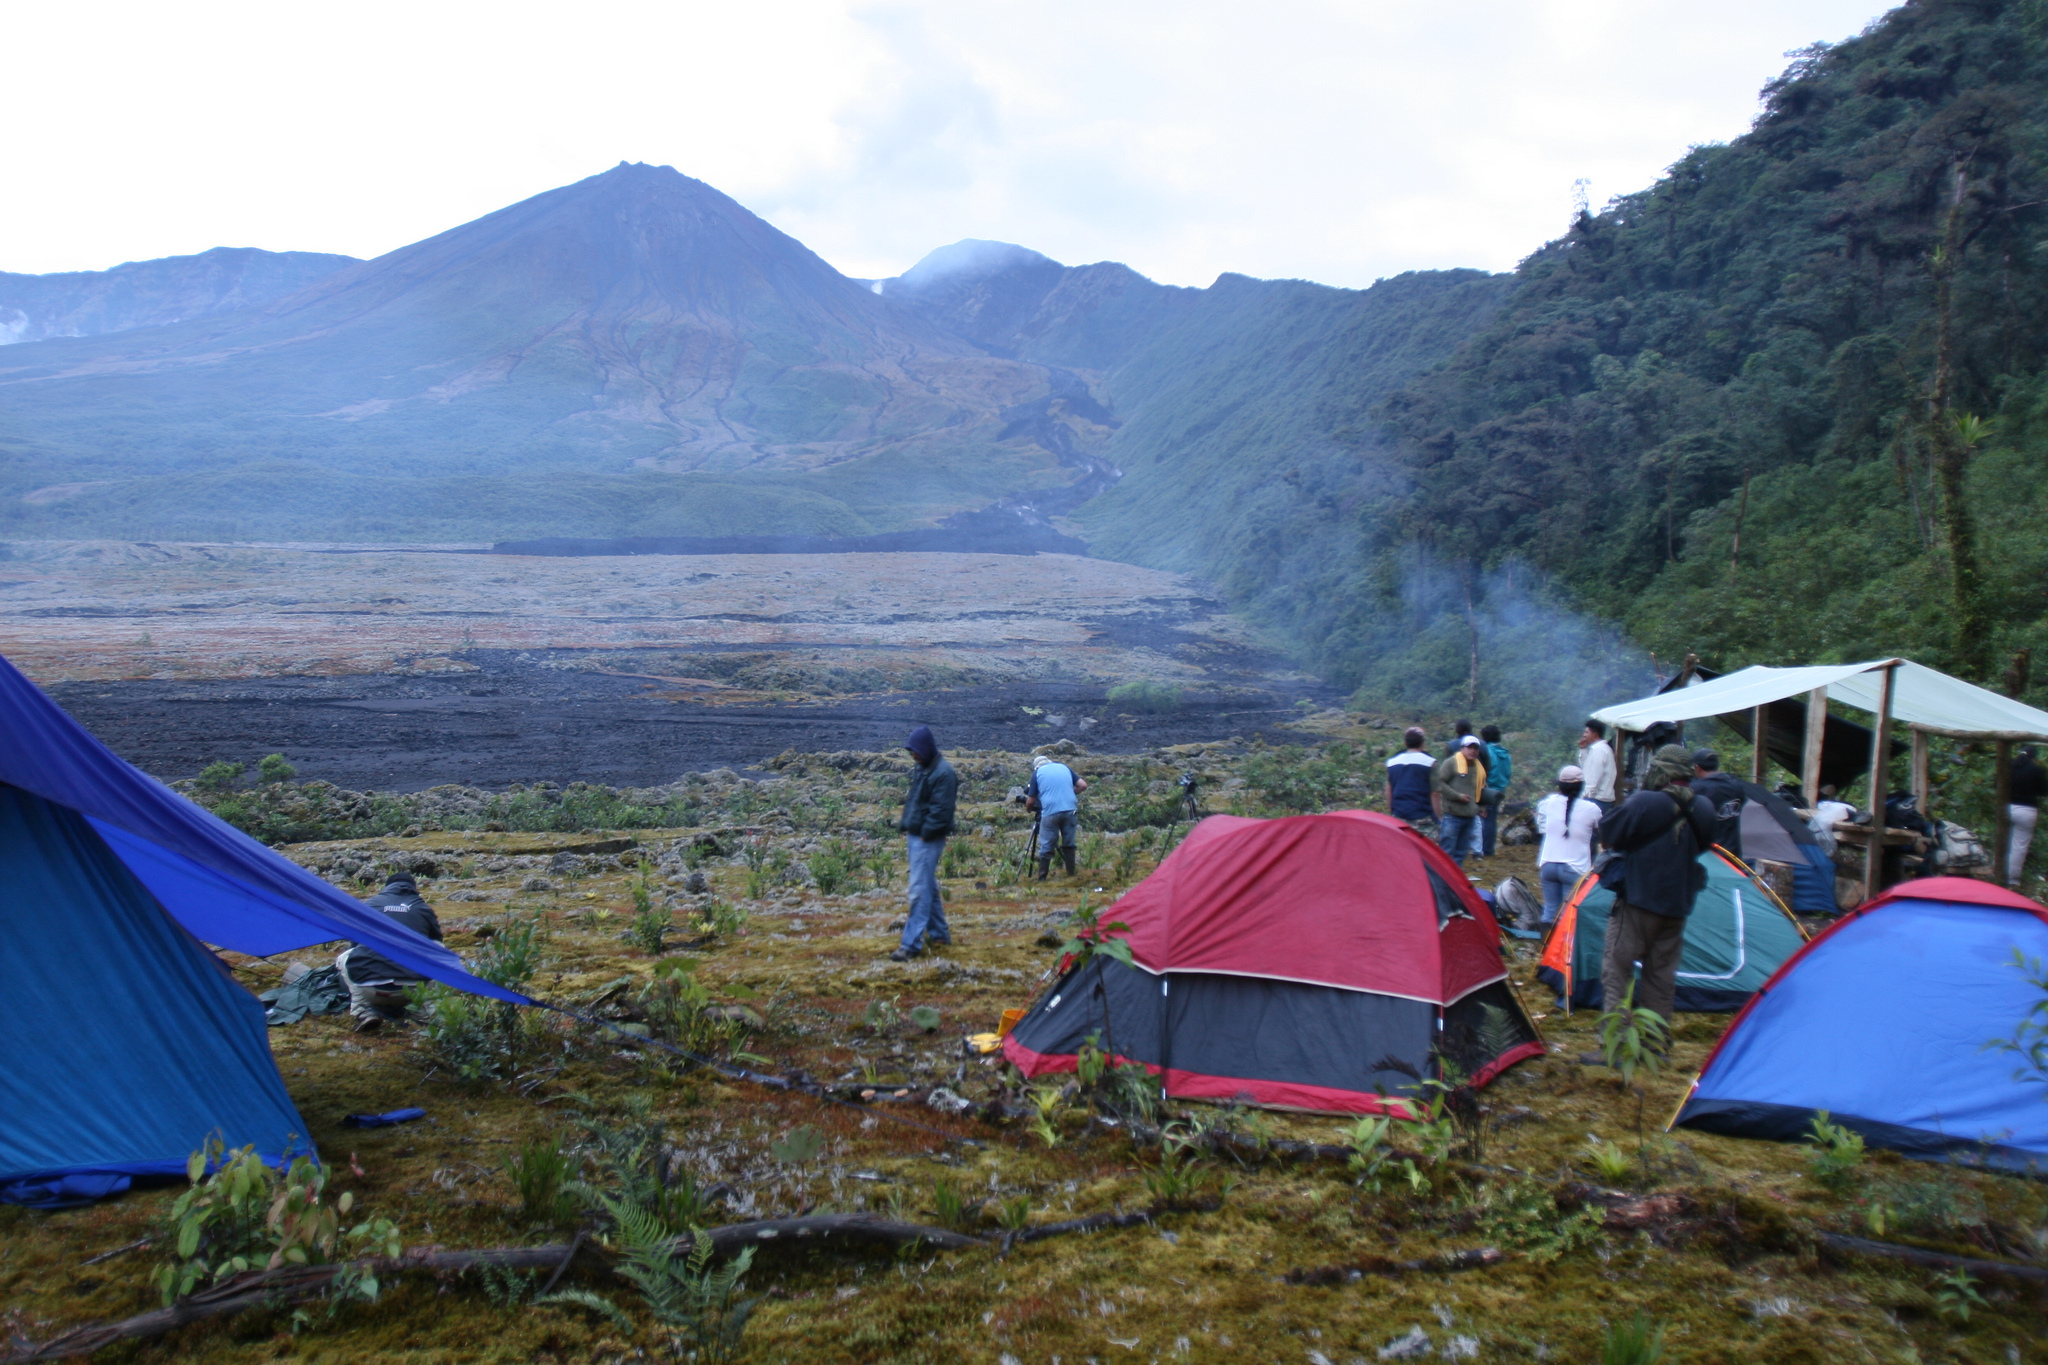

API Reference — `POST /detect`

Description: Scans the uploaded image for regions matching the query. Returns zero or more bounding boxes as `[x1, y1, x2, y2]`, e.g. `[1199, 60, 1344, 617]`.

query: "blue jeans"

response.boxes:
[1539, 861, 1580, 923]
[901, 835, 950, 952]
[1479, 793, 1503, 856]
[1438, 814, 1478, 864]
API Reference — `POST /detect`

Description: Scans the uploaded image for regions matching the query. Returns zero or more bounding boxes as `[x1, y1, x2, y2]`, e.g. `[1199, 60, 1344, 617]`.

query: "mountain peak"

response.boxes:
[893, 240, 1062, 291]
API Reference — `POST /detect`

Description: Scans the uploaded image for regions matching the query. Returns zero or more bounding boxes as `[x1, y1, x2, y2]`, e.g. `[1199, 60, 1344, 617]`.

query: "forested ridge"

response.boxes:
[1206, 0, 2048, 715]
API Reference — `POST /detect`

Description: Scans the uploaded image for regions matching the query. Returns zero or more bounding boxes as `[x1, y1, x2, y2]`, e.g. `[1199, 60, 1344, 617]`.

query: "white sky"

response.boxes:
[5, 0, 1888, 289]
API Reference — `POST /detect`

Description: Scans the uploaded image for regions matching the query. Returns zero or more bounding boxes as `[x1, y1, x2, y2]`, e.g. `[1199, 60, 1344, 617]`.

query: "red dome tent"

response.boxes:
[1002, 811, 1545, 1115]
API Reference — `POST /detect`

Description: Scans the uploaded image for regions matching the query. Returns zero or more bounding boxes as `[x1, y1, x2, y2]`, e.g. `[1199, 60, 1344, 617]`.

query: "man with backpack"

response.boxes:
[1027, 753, 1087, 879]
[1595, 744, 1719, 1029]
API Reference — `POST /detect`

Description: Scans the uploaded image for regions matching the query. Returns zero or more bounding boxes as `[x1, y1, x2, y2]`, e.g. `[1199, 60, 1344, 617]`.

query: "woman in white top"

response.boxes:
[1534, 764, 1602, 923]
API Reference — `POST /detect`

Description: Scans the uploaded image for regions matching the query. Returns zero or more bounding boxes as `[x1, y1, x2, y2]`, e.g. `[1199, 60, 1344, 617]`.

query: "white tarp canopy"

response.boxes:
[1592, 659, 2048, 741]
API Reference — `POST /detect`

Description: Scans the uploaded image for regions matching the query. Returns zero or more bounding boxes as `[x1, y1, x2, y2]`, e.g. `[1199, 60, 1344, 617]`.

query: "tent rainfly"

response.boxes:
[1001, 810, 1546, 1116]
[1592, 659, 2048, 896]
[1672, 877, 2048, 1173]
[0, 652, 525, 1206]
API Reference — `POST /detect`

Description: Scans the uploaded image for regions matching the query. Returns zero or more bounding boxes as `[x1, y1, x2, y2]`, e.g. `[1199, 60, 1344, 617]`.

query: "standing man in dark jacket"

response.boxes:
[335, 872, 444, 1031]
[1478, 724, 1513, 857]
[1596, 745, 1719, 1028]
[1688, 748, 1746, 859]
[894, 725, 958, 961]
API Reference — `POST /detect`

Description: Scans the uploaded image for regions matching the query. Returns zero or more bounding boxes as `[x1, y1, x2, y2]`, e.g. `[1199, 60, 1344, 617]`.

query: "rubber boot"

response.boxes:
[1060, 846, 1077, 877]
[1035, 854, 1052, 880]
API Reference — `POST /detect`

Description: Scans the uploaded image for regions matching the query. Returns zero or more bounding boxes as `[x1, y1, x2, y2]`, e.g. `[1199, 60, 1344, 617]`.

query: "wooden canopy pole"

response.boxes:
[1863, 663, 1898, 902]
[1911, 728, 1930, 815]
[1802, 688, 1829, 808]
[1751, 704, 1769, 785]
[1995, 740, 2014, 885]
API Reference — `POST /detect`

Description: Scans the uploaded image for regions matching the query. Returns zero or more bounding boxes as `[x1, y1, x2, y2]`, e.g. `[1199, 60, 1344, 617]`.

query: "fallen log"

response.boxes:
[1816, 1232, 2048, 1286]
[1284, 1247, 1504, 1286]
[1, 1217, 982, 1363]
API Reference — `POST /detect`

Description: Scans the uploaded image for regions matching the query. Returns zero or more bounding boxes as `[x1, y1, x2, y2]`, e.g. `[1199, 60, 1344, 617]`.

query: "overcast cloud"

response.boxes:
[4, 0, 1887, 288]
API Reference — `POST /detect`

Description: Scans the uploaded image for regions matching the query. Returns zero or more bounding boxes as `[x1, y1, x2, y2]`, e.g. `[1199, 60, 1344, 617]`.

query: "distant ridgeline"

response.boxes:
[494, 508, 1086, 558]
[8, 0, 2045, 724]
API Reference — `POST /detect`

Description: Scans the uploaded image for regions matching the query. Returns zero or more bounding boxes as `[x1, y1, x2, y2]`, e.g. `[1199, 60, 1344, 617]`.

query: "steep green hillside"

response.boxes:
[1319, 0, 2048, 711]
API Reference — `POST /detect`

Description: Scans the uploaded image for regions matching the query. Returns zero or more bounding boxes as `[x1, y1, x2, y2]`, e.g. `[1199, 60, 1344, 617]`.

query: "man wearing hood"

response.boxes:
[335, 871, 444, 1031]
[894, 725, 959, 961]
[1595, 744, 1720, 1029]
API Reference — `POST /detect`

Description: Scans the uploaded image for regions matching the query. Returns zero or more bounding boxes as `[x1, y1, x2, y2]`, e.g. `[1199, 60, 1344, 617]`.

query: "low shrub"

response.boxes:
[1106, 679, 1183, 714]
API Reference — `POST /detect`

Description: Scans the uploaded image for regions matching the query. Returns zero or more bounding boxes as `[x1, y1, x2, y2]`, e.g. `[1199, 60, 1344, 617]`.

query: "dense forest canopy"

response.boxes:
[1131, 0, 2048, 721]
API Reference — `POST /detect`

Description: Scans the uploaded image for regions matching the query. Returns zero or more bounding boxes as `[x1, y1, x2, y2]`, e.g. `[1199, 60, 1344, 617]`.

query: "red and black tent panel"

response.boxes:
[1001, 811, 1545, 1116]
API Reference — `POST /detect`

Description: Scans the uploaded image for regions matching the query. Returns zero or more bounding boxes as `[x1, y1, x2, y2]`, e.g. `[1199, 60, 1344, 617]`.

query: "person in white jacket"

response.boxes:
[1577, 720, 1618, 808]
[1534, 764, 1602, 923]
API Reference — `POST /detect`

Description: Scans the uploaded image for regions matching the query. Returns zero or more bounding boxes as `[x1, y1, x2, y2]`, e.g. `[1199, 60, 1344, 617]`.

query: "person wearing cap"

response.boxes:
[1431, 734, 1488, 866]
[893, 725, 959, 961]
[1027, 753, 1087, 879]
[1689, 748, 1746, 858]
[335, 871, 444, 1031]
[1534, 765, 1600, 923]
[1593, 744, 1720, 1032]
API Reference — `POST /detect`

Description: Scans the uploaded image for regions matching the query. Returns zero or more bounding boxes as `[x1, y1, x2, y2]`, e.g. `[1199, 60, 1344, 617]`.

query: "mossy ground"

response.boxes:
[4, 731, 2045, 1364]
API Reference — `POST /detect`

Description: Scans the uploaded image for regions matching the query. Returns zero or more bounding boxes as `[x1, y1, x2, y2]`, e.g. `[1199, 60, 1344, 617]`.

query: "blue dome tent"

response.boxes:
[1673, 877, 2048, 1173]
[0, 653, 526, 1207]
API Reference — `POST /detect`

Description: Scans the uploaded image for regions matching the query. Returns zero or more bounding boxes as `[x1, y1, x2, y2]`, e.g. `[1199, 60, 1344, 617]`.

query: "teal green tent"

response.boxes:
[1536, 849, 1808, 1011]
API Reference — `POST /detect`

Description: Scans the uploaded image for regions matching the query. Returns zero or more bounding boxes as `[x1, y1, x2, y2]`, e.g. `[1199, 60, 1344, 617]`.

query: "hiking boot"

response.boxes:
[888, 947, 921, 963]
[352, 1014, 384, 1035]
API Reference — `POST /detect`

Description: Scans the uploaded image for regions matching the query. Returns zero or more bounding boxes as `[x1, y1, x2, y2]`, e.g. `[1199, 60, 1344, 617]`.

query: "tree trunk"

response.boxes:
[1929, 158, 1992, 681]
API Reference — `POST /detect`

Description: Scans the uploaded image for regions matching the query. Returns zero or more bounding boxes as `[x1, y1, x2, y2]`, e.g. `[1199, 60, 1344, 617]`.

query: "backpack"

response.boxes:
[1932, 820, 1990, 874]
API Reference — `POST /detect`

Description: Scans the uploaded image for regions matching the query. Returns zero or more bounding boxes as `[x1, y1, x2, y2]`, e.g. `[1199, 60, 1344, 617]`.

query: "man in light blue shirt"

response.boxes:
[1028, 754, 1087, 879]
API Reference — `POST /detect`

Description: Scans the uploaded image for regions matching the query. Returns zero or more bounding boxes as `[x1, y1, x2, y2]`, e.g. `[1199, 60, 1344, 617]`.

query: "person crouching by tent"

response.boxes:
[1534, 764, 1600, 924]
[1029, 753, 1087, 879]
[335, 872, 444, 1032]
[893, 725, 958, 962]
[1593, 744, 1719, 1034]
[1385, 727, 1435, 830]
[1432, 734, 1487, 866]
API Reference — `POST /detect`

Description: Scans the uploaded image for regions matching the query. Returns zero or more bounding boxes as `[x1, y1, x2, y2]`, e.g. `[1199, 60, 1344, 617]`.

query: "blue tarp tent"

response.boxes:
[0, 653, 525, 1206]
[1674, 877, 2048, 1174]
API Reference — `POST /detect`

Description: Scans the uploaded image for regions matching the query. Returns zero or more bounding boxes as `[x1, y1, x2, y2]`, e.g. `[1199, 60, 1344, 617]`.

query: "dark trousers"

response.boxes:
[1600, 899, 1687, 1024]
[1479, 792, 1503, 856]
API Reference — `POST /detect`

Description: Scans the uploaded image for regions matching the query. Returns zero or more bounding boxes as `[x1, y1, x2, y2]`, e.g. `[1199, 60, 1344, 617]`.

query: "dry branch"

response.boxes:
[0, 1214, 1065, 1362]
[1816, 1232, 2048, 1286]
[1284, 1247, 1504, 1286]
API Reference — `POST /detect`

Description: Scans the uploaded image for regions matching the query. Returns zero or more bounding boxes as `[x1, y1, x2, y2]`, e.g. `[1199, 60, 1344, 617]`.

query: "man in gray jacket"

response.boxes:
[893, 725, 958, 961]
